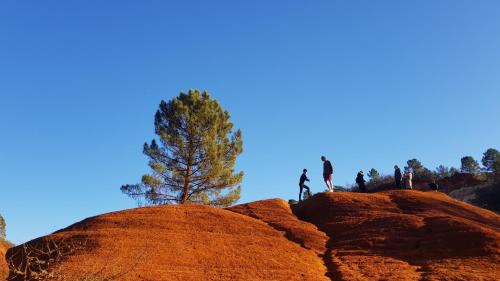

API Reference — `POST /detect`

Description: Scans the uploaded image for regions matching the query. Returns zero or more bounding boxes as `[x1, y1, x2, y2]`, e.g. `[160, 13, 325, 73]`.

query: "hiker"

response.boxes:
[429, 180, 439, 191]
[299, 169, 311, 202]
[394, 165, 402, 189]
[356, 171, 366, 192]
[321, 156, 334, 192]
[405, 168, 413, 190]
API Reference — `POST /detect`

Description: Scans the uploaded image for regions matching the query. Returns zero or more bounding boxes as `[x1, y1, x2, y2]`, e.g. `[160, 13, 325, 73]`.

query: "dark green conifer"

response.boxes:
[122, 90, 243, 207]
[482, 148, 500, 173]
[0, 214, 5, 240]
[461, 156, 481, 175]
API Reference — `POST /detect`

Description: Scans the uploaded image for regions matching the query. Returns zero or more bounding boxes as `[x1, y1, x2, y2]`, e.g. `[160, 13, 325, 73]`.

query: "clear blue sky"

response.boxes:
[1, 1, 499, 244]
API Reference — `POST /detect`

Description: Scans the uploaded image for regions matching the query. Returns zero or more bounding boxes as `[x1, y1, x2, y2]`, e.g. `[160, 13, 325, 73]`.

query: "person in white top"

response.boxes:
[405, 168, 413, 190]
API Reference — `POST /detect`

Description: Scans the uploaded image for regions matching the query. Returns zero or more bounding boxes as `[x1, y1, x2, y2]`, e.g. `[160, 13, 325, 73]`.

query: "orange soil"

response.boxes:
[0, 240, 10, 280]
[228, 198, 328, 256]
[294, 190, 500, 281]
[6, 190, 500, 281]
[7, 204, 328, 281]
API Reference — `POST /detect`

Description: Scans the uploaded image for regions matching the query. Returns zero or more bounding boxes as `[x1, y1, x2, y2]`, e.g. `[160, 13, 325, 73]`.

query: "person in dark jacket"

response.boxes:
[299, 169, 311, 201]
[429, 180, 439, 191]
[356, 171, 366, 192]
[394, 165, 402, 189]
[321, 156, 334, 192]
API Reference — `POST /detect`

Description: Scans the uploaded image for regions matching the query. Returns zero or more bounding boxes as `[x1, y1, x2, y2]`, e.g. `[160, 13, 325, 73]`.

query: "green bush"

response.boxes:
[366, 175, 396, 191]
[473, 182, 500, 212]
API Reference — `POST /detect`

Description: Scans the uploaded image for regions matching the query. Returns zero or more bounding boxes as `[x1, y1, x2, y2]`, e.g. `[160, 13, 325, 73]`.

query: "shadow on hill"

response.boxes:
[228, 199, 333, 280]
[4, 192, 500, 281]
[293, 191, 500, 281]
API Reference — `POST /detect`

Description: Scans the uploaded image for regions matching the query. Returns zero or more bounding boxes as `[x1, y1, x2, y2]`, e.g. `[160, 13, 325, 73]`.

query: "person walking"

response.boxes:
[429, 180, 439, 191]
[299, 169, 311, 202]
[394, 165, 402, 189]
[356, 171, 366, 192]
[405, 168, 413, 190]
[321, 156, 334, 192]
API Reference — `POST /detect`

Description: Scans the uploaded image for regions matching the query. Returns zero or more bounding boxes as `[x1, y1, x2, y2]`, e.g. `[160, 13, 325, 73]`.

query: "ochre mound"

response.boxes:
[1, 240, 11, 280]
[7, 204, 328, 281]
[294, 190, 500, 281]
[7, 191, 500, 281]
[228, 198, 328, 256]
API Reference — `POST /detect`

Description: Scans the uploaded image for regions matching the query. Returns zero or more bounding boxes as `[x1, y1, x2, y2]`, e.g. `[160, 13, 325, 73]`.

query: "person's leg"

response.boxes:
[304, 185, 311, 197]
[328, 175, 334, 191]
[299, 185, 303, 201]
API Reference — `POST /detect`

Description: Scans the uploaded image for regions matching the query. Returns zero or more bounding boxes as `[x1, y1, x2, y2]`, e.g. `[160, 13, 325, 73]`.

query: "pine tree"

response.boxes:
[0, 214, 5, 240]
[435, 165, 451, 179]
[481, 148, 499, 173]
[494, 159, 500, 175]
[405, 159, 434, 181]
[461, 156, 481, 175]
[367, 168, 380, 182]
[405, 159, 424, 175]
[449, 167, 460, 175]
[121, 90, 243, 207]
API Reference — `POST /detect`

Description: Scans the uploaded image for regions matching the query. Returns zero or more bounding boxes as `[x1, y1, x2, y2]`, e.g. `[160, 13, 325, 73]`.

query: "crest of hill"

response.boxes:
[6, 191, 500, 281]
[294, 191, 500, 281]
[7, 203, 329, 281]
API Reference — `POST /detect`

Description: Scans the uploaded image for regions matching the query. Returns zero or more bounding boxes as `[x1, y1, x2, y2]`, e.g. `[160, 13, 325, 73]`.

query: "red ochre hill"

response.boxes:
[294, 191, 500, 281]
[1, 240, 11, 280]
[6, 190, 500, 281]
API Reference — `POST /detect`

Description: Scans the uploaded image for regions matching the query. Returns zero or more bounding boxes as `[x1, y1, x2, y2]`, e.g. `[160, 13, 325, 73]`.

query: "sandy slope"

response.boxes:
[6, 190, 500, 281]
[294, 190, 500, 281]
[7, 204, 328, 281]
[0, 240, 11, 280]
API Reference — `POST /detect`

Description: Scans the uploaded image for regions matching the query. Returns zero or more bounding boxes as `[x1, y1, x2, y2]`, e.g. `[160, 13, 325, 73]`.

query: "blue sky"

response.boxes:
[1, 1, 499, 244]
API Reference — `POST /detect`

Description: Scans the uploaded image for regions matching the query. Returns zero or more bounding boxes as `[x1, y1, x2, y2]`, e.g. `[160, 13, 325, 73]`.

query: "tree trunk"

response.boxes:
[181, 165, 191, 203]
[181, 141, 193, 204]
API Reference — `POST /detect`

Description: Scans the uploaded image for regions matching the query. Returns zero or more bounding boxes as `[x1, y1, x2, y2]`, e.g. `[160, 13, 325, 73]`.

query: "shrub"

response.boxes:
[473, 182, 500, 212]
[366, 175, 396, 192]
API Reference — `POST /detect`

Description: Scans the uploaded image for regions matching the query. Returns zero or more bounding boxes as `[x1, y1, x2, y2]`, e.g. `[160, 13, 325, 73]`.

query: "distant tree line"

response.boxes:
[365, 148, 500, 188]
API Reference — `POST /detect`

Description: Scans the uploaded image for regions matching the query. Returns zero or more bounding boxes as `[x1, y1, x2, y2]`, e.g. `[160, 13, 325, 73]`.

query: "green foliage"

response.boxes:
[481, 148, 499, 173]
[473, 182, 500, 212]
[435, 165, 451, 179]
[367, 168, 380, 183]
[449, 167, 460, 175]
[461, 156, 481, 175]
[405, 159, 434, 181]
[0, 214, 5, 240]
[494, 158, 500, 175]
[366, 175, 396, 191]
[121, 89, 243, 207]
[418, 168, 435, 181]
[405, 159, 424, 174]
